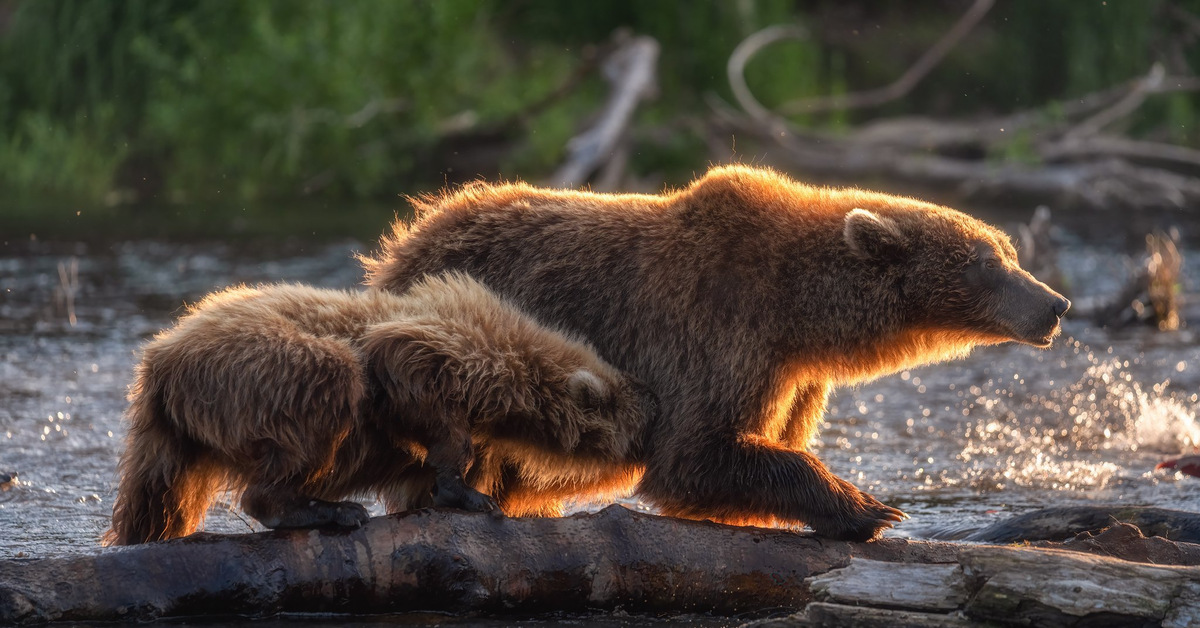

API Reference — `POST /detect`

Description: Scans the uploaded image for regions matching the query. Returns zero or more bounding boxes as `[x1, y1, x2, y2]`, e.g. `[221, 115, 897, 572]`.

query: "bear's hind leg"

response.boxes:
[240, 483, 369, 530]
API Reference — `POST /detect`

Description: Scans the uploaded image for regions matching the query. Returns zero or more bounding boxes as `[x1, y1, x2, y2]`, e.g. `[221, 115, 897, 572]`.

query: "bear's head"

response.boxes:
[844, 207, 1070, 348]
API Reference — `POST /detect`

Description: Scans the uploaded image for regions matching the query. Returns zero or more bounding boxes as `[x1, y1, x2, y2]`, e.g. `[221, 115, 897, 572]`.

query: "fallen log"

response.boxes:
[751, 533, 1200, 627]
[710, 107, 1200, 212]
[0, 505, 957, 624]
[5, 506, 1200, 624]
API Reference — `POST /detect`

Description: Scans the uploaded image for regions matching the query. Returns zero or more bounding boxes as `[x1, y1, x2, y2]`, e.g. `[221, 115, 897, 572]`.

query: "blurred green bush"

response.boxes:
[0, 0, 1195, 206]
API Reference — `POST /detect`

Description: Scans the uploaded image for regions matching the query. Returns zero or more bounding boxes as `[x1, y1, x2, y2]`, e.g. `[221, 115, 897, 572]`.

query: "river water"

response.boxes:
[2, 214, 1199, 561]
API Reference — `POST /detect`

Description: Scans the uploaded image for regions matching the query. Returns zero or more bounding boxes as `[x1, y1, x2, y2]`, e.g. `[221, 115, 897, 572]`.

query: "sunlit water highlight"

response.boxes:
[1, 237, 1199, 557]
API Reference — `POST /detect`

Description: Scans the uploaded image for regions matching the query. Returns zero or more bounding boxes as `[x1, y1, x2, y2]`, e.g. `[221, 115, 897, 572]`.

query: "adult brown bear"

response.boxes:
[364, 165, 1070, 541]
[105, 273, 654, 545]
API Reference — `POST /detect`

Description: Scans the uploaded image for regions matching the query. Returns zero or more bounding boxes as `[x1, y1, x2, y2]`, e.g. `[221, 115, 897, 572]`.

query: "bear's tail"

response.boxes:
[103, 380, 223, 546]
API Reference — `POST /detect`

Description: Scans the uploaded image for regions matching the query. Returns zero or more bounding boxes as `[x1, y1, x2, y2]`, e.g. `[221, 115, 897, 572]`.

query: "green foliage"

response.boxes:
[0, 107, 127, 201]
[1, 0, 1198, 209]
[0, 0, 580, 203]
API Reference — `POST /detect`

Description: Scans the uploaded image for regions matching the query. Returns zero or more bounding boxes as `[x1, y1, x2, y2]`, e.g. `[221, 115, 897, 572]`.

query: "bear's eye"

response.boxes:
[984, 259, 999, 270]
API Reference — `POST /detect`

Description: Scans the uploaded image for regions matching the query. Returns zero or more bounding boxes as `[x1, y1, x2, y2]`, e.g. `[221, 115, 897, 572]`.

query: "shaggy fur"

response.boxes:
[105, 273, 653, 545]
[363, 165, 1070, 541]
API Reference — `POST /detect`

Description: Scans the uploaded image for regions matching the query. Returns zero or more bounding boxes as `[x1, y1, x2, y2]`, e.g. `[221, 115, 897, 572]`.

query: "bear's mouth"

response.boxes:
[996, 316, 1061, 348]
[1021, 320, 1062, 348]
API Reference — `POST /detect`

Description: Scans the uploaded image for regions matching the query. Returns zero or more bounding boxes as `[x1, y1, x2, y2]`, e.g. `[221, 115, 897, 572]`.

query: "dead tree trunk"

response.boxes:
[4, 506, 1200, 624]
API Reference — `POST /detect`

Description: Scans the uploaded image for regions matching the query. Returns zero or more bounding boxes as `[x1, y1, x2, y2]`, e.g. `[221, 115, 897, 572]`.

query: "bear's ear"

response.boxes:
[843, 208, 908, 261]
[568, 369, 608, 409]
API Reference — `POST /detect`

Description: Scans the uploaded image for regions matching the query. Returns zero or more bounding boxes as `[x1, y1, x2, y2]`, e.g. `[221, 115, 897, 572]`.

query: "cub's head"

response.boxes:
[843, 206, 1069, 348]
[567, 369, 660, 440]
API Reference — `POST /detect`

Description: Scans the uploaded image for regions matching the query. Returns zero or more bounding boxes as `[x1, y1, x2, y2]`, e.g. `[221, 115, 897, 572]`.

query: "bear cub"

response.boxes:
[105, 272, 655, 545]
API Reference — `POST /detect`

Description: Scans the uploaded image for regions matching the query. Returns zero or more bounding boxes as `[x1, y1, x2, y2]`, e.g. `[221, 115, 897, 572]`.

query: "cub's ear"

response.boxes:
[843, 208, 908, 261]
[567, 370, 608, 409]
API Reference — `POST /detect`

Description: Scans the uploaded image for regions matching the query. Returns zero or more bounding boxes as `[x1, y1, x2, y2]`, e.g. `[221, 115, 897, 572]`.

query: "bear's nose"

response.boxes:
[1053, 296, 1071, 319]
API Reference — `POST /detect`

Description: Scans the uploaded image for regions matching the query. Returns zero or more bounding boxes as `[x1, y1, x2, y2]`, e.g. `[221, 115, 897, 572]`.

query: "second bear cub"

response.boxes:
[106, 272, 654, 545]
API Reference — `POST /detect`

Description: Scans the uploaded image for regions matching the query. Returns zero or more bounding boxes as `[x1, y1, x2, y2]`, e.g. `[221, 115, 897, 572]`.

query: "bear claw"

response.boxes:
[331, 501, 371, 528]
[432, 483, 501, 514]
[808, 492, 908, 541]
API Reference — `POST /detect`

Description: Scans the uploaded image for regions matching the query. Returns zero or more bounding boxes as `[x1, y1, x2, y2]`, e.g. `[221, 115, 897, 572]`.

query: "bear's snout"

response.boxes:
[983, 271, 1069, 348]
[1053, 296, 1071, 319]
[1018, 284, 1068, 347]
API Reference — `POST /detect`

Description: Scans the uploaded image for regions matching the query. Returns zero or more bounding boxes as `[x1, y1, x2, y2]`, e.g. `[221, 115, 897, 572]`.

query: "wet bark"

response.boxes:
[3, 506, 1200, 624]
[943, 505, 1200, 545]
[751, 526, 1200, 628]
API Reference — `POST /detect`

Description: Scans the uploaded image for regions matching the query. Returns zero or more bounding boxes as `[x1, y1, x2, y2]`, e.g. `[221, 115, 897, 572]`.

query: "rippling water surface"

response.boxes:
[2, 225, 1199, 559]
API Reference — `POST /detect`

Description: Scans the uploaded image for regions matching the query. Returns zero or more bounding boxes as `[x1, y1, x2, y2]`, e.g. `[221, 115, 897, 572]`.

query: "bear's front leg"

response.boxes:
[240, 485, 370, 530]
[639, 438, 905, 542]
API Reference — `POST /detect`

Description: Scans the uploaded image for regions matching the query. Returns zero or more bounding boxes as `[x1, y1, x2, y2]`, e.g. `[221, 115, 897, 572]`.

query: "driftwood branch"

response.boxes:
[553, 33, 659, 189]
[728, 0, 995, 121]
[8, 506, 1200, 624]
[926, 505, 1200, 544]
[712, 103, 1200, 212]
[727, 25, 809, 123]
[1063, 63, 1167, 140]
[782, 0, 994, 116]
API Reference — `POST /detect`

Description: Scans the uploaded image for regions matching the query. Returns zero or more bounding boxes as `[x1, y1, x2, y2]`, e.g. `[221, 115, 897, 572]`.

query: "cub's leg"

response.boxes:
[426, 410, 499, 513]
[363, 320, 498, 513]
[219, 331, 370, 531]
[379, 466, 436, 513]
[467, 446, 643, 517]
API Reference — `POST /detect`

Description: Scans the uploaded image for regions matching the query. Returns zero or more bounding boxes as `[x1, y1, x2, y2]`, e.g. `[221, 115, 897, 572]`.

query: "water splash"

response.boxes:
[955, 345, 1198, 494]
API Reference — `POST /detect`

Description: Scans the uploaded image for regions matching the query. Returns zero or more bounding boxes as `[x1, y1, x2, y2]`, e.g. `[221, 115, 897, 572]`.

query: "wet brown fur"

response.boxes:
[105, 273, 650, 545]
[364, 165, 1068, 541]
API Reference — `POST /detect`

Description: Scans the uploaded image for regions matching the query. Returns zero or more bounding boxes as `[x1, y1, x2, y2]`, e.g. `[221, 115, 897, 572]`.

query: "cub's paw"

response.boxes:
[464, 491, 501, 515]
[329, 500, 371, 528]
[432, 484, 501, 514]
[263, 498, 371, 530]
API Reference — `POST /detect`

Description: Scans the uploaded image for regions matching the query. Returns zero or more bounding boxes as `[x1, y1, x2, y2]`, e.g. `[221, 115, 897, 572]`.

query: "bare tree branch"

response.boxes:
[727, 24, 810, 123]
[553, 34, 658, 189]
[1064, 63, 1166, 139]
[784, 0, 994, 114]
